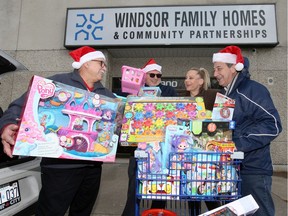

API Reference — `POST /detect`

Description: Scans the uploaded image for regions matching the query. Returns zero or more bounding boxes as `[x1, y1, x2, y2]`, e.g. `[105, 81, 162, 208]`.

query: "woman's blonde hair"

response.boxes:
[188, 67, 211, 91]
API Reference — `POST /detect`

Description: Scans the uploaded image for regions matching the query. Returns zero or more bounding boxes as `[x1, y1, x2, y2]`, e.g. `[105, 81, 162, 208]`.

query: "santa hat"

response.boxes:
[142, 58, 162, 73]
[69, 46, 106, 69]
[212, 46, 244, 71]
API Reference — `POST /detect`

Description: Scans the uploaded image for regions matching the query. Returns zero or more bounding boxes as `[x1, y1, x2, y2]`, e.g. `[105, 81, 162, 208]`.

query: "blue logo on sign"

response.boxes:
[74, 13, 104, 41]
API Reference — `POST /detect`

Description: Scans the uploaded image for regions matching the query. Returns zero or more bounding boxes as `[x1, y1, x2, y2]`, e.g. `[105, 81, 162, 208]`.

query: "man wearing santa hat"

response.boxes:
[142, 58, 177, 96]
[0, 46, 116, 216]
[121, 58, 177, 216]
[213, 45, 282, 216]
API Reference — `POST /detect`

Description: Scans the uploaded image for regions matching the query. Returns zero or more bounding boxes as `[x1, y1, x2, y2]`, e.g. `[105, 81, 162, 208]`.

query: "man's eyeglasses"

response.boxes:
[148, 73, 162, 78]
[91, 60, 106, 68]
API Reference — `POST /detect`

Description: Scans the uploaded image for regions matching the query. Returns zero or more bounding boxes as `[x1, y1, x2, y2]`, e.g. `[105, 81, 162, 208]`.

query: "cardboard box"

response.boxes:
[212, 93, 235, 121]
[13, 75, 120, 162]
[119, 96, 207, 146]
[199, 194, 259, 216]
[138, 86, 162, 97]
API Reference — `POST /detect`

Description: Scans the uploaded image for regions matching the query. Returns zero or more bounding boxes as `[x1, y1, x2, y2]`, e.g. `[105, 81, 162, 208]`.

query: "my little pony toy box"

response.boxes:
[13, 75, 121, 162]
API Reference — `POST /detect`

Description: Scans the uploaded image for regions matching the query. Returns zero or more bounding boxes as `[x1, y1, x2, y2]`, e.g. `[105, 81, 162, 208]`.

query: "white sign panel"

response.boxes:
[64, 4, 278, 47]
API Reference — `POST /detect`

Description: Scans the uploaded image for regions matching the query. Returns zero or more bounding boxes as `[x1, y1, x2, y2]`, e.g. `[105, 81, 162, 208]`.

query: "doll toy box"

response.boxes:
[13, 75, 121, 162]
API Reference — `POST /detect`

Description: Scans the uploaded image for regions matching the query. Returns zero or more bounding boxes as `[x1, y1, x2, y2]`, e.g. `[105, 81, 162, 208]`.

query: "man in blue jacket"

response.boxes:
[0, 46, 116, 216]
[213, 45, 282, 216]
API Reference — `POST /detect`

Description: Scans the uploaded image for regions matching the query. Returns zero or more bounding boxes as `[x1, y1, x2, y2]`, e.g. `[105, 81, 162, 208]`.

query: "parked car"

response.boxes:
[0, 50, 41, 216]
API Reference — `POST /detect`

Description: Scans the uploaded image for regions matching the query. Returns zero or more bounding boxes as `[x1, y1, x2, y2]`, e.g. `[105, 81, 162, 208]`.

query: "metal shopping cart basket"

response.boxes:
[135, 151, 243, 216]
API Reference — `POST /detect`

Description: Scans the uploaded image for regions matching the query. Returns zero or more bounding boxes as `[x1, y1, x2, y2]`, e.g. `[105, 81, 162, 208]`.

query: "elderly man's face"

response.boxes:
[145, 69, 162, 87]
[89, 59, 107, 81]
[79, 59, 107, 86]
[213, 62, 237, 87]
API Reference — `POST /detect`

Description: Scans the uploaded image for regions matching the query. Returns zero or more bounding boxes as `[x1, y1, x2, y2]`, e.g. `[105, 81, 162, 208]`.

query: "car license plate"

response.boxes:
[0, 181, 21, 211]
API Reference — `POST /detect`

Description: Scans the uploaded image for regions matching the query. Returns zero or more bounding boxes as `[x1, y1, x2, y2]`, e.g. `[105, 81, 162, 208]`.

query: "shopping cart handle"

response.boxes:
[231, 151, 244, 159]
[134, 150, 148, 158]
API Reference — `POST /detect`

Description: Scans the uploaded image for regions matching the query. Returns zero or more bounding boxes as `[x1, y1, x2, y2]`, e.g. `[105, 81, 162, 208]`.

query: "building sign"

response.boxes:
[64, 4, 278, 47]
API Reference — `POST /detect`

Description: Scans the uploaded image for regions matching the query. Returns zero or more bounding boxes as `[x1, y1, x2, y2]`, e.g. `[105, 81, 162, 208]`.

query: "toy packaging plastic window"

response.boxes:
[13, 75, 121, 162]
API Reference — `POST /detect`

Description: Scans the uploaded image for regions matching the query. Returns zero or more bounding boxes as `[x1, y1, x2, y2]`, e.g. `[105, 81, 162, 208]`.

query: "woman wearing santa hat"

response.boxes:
[213, 45, 282, 216]
[0, 46, 117, 216]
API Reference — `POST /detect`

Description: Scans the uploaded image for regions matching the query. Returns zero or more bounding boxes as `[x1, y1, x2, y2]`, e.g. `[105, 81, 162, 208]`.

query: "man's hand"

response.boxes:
[1, 124, 19, 158]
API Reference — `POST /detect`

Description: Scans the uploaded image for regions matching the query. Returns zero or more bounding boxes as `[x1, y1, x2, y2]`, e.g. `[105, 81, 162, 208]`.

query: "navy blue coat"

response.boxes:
[224, 67, 282, 176]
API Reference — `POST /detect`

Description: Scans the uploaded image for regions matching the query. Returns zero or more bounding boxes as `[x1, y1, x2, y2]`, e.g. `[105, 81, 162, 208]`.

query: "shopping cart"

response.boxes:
[136, 151, 242, 216]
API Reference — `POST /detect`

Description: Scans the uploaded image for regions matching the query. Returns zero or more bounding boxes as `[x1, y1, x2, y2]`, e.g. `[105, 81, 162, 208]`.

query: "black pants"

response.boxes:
[122, 157, 166, 216]
[36, 165, 102, 216]
[188, 200, 221, 216]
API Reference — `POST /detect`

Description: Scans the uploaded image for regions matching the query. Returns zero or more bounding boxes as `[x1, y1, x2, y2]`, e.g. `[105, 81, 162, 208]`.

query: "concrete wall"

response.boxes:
[0, 0, 287, 168]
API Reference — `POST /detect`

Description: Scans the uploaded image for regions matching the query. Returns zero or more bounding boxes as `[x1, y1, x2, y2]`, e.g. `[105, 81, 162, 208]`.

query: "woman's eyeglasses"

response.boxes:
[148, 73, 162, 78]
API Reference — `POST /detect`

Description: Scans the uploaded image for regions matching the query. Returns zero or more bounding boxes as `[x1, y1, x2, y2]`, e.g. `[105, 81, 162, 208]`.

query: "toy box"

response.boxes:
[215, 164, 238, 195]
[199, 194, 259, 216]
[212, 93, 235, 121]
[175, 119, 236, 150]
[138, 174, 180, 200]
[120, 96, 207, 146]
[136, 141, 163, 175]
[138, 87, 162, 97]
[180, 153, 220, 197]
[13, 75, 121, 162]
[121, 65, 146, 95]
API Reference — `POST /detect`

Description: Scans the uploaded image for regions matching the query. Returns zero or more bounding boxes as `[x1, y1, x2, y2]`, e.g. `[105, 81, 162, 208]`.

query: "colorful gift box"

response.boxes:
[13, 75, 120, 162]
[120, 96, 207, 146]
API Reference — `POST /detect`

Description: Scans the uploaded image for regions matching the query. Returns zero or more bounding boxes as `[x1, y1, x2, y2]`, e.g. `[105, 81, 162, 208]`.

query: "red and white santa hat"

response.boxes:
[212, 46, 244, 71]
[142, 58, 162, 73]
[69, 46, 106, 69]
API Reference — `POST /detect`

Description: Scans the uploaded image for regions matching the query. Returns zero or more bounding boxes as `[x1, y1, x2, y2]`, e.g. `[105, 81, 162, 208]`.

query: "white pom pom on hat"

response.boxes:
[69, 46, 106, 69]
[142, 58, 162, 73]
[212, 46, 244, 71]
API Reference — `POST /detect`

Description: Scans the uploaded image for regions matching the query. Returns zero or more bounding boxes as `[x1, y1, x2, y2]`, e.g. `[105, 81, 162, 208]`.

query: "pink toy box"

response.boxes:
[13, 75, 121, 162]
[121, 65, 146, 95]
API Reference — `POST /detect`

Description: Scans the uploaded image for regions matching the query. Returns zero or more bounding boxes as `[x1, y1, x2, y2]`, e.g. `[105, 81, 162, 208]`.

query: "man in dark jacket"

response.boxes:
[213, 45, 282, 216]
[121, 58, 177, 216]
[0, 46, 116, 216]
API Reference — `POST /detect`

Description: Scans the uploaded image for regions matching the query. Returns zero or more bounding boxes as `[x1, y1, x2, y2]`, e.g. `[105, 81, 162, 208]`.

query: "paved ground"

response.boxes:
[90, 158, 287, 216]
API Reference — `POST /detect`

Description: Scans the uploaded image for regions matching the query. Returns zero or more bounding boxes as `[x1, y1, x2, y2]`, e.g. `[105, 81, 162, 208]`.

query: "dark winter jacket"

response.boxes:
[0, 70, 115, 168]
[223, 68, 282, 176]
[155, 83, 178, 97]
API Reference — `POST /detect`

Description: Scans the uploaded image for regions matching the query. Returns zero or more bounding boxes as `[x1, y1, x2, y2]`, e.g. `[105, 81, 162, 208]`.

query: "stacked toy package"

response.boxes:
[13, 75, 121, 162]
[120, 96, 207, 146]
[119, 94, 240, 200]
